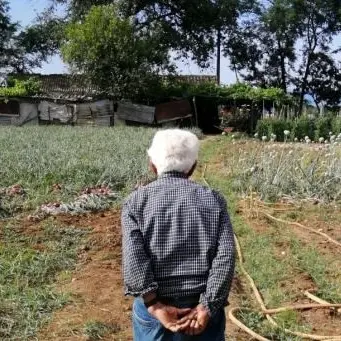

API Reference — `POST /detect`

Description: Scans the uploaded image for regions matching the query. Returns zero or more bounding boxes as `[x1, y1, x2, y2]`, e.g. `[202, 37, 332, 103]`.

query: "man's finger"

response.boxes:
[177, 311, 197, 324]
[167, 323, 181, 333]
[194, 320, 206, 335]
[176, 318, 192, 331]
[176, 308, 192, 316]
[189, 319, 197, 336]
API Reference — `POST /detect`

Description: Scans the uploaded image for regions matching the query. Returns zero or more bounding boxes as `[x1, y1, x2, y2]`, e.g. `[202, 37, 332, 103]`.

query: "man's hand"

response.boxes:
[147, 302, 194, 332]
[182, 304, 210, 336]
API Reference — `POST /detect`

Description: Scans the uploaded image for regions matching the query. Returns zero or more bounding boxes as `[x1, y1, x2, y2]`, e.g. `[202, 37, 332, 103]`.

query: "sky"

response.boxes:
[9, 0, 237, 84]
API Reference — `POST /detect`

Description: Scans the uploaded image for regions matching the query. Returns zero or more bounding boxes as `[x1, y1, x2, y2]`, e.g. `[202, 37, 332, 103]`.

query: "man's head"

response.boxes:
[147, 129, 199, 176]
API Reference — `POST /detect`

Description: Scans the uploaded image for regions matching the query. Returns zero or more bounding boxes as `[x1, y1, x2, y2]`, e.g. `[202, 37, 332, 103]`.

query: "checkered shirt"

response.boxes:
[121, 171, 235, 316]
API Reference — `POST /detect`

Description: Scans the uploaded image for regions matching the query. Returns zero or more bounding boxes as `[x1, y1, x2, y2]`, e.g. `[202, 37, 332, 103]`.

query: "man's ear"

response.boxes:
[149, 161, 158, 175]
[187, 162, 197, 177]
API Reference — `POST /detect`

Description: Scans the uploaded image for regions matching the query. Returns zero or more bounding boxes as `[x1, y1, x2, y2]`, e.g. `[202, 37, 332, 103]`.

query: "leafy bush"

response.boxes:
[255, 118, 292, 141]
[140, 80, 293, 106]
[268, 119, 293, 141]
[291, 116, 316, 141]
[0, 78, 41, 98]
[331, 117, 341, 135]
[256, 118, 272, 139]
[314, 116, 332, 140]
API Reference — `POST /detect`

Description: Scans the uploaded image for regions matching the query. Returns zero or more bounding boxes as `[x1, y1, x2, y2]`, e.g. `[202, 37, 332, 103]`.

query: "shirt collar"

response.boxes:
[159, 171, 189, 180]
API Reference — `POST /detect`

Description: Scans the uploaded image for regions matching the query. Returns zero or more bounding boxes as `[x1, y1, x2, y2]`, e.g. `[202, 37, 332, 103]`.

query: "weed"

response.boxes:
[83, 320, 120, 340]
[0, 220, 89, 340]
[290, 239, 341, 303]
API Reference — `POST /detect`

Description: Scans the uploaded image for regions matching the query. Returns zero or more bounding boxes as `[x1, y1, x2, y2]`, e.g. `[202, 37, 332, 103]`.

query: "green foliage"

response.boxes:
[62, 4, 171, 99]
[83, 321, 120, 340]
[0, 78, 41, 98]
[291, 116, 316, 140]
[269, 119, 293, 141]
[146, 80, 292, 105]
[54, 0, 242, 68]
[255, 118, 292, 141]
[0, 220, 88, 340]
[314, 116, 332, 140]
[305, 53, 341, 110]
[0, 126, 157, 208]
[256, 119, 271, 139]
[290, 239, 341, 303]
[256, 115, 341, 142]
[331, 117, 341, 135]
[226, 0, 341, 115]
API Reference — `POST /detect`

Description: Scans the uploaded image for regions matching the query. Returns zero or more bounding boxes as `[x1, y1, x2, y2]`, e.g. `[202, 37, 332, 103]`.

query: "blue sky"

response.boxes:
[9, 0, 236, 84]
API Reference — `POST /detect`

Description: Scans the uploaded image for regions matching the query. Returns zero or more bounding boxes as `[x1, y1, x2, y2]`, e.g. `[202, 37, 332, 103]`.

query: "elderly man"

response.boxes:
[122, 129, 235, 340]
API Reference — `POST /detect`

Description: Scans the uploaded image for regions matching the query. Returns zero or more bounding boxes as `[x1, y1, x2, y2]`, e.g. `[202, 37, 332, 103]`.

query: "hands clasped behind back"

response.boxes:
[147, 302, 210, 335]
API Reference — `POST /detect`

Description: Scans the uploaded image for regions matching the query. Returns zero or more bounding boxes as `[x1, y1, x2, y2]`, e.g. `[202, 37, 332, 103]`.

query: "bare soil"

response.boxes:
[38, 210, 133, 341]
[237, 199, 341, 338]
[23, 198, 339, 340]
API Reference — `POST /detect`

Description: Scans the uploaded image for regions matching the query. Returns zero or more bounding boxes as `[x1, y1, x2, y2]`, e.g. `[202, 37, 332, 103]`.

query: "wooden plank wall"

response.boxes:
[116, 102, 155, 124]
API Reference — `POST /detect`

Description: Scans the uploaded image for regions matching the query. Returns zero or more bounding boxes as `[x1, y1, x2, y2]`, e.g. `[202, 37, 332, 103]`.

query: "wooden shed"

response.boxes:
[0, 74, 115, 127]
[0, 98, 39, 126]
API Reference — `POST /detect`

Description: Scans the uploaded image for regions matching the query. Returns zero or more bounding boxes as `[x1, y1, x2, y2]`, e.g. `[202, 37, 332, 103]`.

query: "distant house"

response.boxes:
[0, 74, 218, 129]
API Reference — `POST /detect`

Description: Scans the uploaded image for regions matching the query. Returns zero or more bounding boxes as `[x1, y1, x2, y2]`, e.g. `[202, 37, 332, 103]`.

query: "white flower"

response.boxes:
[232, 134, 236, 139]
[284, 130, 290, 136]
[305, 136, 309, 141]
[329, 132, 333, 136]
[319, 137, 324, 143]
[254, 133, 259, 138]
[222, 132, 226, 136]
[306, 139, 311, 144]
[294, 137, 298, 142]
[330, 135, 336, 141]
[262, 136, 267, 141]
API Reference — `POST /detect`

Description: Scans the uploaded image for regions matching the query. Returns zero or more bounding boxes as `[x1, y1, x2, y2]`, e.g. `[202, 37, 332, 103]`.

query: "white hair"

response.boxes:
[147, 129, 199, 175]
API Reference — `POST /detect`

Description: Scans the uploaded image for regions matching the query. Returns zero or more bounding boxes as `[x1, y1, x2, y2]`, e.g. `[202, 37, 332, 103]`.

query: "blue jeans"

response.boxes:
[132, 297, 226, 341]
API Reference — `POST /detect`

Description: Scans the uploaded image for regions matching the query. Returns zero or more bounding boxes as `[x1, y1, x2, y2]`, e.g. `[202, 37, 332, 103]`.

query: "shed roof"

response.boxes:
[6, 74, 218, 102]
[9, 74, 104, 102]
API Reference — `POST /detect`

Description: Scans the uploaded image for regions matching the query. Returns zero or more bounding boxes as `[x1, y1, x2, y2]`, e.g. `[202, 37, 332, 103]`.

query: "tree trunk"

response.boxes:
[276, 37, 287, 93]
[298, 53, 313, 116]
[279, 51, 287, 93]
[216, 28, 221, 85]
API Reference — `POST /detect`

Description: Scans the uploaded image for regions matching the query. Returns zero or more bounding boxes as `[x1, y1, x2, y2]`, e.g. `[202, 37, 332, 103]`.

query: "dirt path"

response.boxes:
[36, 210, 249, 340]
[38, 210, 133, 341]
[37, 201, 341, 340]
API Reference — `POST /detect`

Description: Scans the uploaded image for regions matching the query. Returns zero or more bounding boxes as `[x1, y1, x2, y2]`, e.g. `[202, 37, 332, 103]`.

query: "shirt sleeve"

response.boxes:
[121, 197, 158, 297]
[200, 192, 236, 316]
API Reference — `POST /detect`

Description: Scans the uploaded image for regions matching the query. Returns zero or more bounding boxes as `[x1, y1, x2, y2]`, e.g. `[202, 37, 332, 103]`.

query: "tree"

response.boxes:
[303, 52, 341, 111]
[50, 0, 246, 83]
[0, 0, 20, 71]
[293, 0, 341, 114]
[17, 12, 65, 71]
[62, 4, 172, 99]
[226, 0, 341, 115]
[226, 0, 298, 92]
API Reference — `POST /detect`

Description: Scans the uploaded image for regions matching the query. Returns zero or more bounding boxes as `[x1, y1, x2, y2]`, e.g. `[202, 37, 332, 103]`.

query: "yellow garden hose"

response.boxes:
[201, 165, 341, 340]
